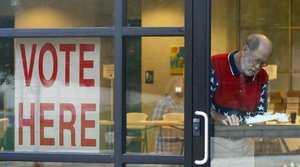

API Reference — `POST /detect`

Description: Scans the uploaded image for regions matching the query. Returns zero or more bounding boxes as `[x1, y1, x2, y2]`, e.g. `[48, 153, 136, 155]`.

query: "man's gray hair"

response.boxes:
[244, 34, 261, 51]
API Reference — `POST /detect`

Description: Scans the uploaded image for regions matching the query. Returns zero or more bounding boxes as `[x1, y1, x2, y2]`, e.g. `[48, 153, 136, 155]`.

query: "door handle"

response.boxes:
[194, 111, 208, 165]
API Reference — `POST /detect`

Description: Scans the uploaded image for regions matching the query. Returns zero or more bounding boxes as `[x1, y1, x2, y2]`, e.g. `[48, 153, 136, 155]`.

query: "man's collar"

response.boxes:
[228, 50, 240, 76]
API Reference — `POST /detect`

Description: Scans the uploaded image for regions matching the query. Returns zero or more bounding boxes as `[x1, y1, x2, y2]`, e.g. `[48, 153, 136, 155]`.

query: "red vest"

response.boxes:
[211, 53, 268, 112]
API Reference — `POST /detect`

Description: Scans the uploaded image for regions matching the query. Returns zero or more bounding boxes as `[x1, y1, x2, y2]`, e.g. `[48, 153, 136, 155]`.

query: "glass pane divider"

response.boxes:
[122, 27, 185, 36]
[0, 28, 114, 37]
[0, 152, 114, 163]
[114, 0, 126, 166]
[122, 154, 184, 164]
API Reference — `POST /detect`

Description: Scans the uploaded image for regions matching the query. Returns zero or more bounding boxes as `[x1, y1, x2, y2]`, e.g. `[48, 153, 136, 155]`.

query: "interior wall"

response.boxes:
[14, 0, 113, 28]
[141, 0, 184, 117]
[141, 0, 184, 153]
[142, 0, 184, 27]
[211, 0, 238, 55]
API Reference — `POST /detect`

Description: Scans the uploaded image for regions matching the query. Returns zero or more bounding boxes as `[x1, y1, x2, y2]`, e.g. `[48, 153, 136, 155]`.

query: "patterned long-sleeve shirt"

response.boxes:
[152, 95, 184, 154]
[152, 95, 184, 120]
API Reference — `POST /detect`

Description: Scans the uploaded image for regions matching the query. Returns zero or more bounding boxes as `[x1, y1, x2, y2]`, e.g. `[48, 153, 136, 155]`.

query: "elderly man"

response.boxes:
[210, 34, 273, 167]
[152, 77, 184, 154]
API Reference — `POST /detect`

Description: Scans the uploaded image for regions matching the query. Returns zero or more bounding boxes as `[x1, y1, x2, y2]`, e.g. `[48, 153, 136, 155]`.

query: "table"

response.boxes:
[100, 120, 184, 127]
[214, 116, 300, 138]
[101, 119, 300, 153]
[100, 120, 184, 153]
[0, 118, 8, 123]
[100, 119, 300, 138]
[214, 124, 300, 138]
[0, 118, 9, 149]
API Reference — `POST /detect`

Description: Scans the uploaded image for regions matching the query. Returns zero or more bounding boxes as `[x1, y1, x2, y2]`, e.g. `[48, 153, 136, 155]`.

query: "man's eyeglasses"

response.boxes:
[246, 44, 268, 67]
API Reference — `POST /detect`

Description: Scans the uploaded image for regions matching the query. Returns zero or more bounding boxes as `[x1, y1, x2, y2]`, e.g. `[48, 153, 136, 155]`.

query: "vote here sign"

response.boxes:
[14, 38, 100, 152]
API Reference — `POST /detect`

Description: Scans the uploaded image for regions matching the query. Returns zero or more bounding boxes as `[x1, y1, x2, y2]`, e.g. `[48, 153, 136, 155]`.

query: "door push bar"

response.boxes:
[194, 111, 208, 165]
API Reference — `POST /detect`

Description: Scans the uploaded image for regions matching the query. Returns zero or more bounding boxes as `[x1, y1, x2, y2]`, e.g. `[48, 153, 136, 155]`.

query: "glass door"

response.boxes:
[0, 0, 204, 166]
[187, 0, 211, 166]
[209, 0, 300, 167]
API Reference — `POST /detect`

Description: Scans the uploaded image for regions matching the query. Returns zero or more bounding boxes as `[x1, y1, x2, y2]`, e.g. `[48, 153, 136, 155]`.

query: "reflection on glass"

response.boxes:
[240, 29, 290, 94]
[210, 34, 274, 166]
[212, 0, 300, 166]
[292, 30, 300, 73]
[0, 37, 114, 153]
[240, 0, 289, 27]
[240, 30, 289, 73]
[127, 0, 184, 27]
[125, 37, 184, 155]
[292, 0, 300, 26]
[0, 0, 114, 28]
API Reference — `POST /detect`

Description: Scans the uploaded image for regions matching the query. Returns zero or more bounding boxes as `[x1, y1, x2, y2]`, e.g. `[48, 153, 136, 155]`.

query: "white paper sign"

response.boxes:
[263, 65, 277, 80]
[245, 112, 288, 124]
[15, 38, 100, 152]
[103, 64, 114, 80]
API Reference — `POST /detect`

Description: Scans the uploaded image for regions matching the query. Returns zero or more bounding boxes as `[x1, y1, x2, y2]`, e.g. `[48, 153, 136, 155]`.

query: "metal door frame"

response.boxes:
[184, 0, 211, 166]
[0, 0, 212, 166]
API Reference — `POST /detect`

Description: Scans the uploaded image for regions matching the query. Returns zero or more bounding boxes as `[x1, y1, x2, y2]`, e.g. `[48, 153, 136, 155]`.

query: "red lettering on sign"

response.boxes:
[20, 44, 37, 87]
[80, 44, 95, 87]
[60, 44, 76, 87]
[59, 103, 76, 146]
[18, 102, 98, 147]
[40, 103, 55, 146]
[20, 43, 97, 87]
[39, 43, 58, 87]
[81, 103, 96, 146]
[19, 103, 35, 145]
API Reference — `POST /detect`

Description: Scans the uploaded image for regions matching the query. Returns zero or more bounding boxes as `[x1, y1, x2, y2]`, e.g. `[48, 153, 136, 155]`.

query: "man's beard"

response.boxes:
[241, 59, 258, 77]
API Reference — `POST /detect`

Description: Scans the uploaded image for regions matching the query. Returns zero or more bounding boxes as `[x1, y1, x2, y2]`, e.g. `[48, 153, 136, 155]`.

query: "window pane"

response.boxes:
[240, 30, 290, 73]
[0, 37, 114, 153]
[125, 37, 184, 155]
[240, 0, 289, 27]
[292, 30, 300, 90]
[292, 30, 300, 73]
[292, 0, 300, 26]
[0, 0, 113, 28]
[127, 0, 184, 27]
[212, 0, 300, 166]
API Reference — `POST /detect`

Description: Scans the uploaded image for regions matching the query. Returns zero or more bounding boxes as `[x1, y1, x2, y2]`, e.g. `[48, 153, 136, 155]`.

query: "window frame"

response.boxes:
[0, 0, 193, 166]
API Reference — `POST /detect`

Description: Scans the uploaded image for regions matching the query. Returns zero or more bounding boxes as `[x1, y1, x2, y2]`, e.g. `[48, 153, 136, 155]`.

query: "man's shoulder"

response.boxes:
[211, 53, 229, 59]
[258, 68, 269, 82]
[211, 53, 229, 63]
[158, 95, 173, 104]
[211, 53, 230, 69]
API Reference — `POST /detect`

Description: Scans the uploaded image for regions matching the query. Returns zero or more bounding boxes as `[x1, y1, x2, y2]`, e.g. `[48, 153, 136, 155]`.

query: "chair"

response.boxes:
[0, 118, 9, 150]
[126, 112, 148, 152]
[157, 112, 184, 154]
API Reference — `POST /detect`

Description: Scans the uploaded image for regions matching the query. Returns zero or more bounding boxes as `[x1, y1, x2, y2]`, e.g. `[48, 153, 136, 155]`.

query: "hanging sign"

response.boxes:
[14, 38, 100, 152]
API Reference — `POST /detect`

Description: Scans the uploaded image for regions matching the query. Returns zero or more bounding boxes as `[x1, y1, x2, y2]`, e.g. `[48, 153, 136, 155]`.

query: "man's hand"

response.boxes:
[211, 110, 240, 126]
[222, 115, 240, 126]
